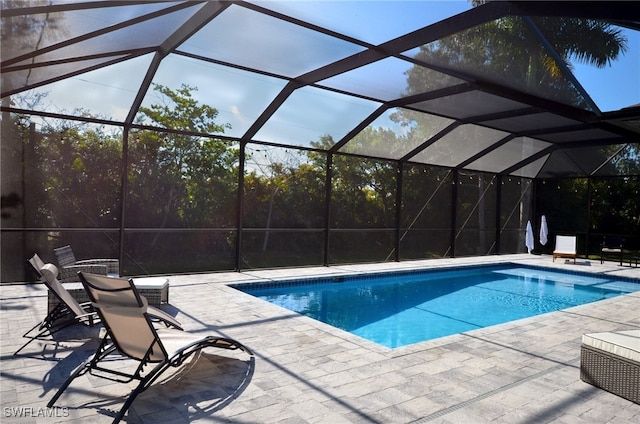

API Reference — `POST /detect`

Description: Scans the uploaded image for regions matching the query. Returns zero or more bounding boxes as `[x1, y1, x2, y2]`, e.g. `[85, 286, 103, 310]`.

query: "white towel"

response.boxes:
[540, 215, 548, 246]
[526, 220, 534, 254]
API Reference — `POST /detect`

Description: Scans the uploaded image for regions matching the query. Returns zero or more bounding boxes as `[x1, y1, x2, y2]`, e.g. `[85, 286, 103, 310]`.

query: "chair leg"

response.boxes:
[14, 303, 71, 355]
[47, 358, 92, 408]
[111, 338, 253, 423]
[48, 335, 253, 422]
[47, 337, 117, 408]
[113, 370, 165, 423]
[13, 320, 50, 355]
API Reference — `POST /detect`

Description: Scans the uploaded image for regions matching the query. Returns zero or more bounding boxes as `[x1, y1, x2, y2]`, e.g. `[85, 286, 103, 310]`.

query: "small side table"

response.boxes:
[133, 277, 170, 306]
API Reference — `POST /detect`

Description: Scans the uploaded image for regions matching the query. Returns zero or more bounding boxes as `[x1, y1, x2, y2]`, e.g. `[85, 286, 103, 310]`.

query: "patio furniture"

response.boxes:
[52, 276, 171, 312]
[30, 251, 108, 288]
[51, 272, 182, 330]
[132, 276, 170, 305]
[54, 245, 119, 283]
[552, 235, 576, 263]
[29, 254, 99, 320]
[27, 253, 46, 277]
[15, 260, 98, 355]
[600, 236, 624, 266]
[48, 271, 253, 423]
[16, 261, 182, 355]
[580, 330, 639, 404]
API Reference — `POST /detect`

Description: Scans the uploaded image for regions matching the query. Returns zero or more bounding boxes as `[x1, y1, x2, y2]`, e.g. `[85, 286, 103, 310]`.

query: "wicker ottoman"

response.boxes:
[48, 277, 170, 313]
[580, 330, 639, 404]
[132, 277, 170, 306]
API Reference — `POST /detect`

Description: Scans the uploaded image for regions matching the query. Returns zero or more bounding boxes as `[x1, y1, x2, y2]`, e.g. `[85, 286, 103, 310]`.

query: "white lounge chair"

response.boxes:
[552, 235, 577, 263]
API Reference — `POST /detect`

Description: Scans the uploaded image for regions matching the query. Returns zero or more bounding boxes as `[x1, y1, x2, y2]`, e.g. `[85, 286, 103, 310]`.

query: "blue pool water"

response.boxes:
[236, 265, 639, 348]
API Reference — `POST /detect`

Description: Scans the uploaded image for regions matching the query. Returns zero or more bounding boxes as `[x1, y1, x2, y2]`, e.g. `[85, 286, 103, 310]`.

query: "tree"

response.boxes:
[396, 1, 630, 254]
[130, 83, 237, 229]
[310, 134, 396, 229]
[22, 119, 122, 229]
[116, 84, 240, 272]
[417, 0, 629, 107]
[241, 146, 326, 266]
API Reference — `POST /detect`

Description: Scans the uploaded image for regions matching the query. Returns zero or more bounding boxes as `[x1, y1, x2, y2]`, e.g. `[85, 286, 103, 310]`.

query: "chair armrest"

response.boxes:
[75, 259, 119, 275]
[147, 306, 183, 330]
[76, 310, 98, 326]
[59, 264, 108, 283]
[601, 238, 624, 249]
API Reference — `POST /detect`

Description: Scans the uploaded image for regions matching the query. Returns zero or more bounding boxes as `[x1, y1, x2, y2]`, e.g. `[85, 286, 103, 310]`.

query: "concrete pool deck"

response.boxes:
[1, 254, 639, 423]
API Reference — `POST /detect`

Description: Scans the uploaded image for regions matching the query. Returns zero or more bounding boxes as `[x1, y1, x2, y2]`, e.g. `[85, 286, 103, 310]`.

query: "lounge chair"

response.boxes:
[48, 272, 253, 423]
[15, 258, 182, 355]
[600, 236, 624, 266]
[29, 253, 110, 303]
[552, 235, 576, 263]
[54, 245, 119, 282]
[27, 253, 46, 277]
[15, 259, 98, 355]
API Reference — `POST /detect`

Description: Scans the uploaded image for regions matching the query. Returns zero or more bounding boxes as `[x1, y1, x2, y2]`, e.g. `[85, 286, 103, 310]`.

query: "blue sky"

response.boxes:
[572, 26, 639, 111]
[252, 0, 639, 112]
[26, 0, 639, 128]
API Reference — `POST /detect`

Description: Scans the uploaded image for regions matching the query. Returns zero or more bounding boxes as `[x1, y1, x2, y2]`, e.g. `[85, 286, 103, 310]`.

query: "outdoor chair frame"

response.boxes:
[15, 256, 182, 355]
[552, 235, 577, 263]
[54, 244, 119, 282]
[15, 257, 98, 355]
[600, 236, 624, 266]
[48, 272, 252, 423]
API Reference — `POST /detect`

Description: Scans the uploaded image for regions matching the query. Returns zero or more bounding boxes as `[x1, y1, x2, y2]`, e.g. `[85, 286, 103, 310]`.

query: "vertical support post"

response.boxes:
[531, 177, 537, 253]
[118, 126, 130, 276]
[394, 162, 403, 262]
[586, 177, 592, 259]
[25, 123, 34, 233]
[22, 123, 35, 277]
[323, 153, 333, 266]
[450, 170, 458, 258]
[235, 141, 246, 271]
[495, 174, 503, 255]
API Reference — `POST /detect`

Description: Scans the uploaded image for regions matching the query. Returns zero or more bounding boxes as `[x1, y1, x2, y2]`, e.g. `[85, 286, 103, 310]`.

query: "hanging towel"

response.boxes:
[540, 215, 548, 246]
[526, 220, 534, 254]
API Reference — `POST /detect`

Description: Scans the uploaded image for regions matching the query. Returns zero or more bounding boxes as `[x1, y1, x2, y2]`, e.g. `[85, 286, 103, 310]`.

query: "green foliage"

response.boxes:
[590, 177, 640, 237]
[403, 11, 627, 108]
[137, 84, 230, 134]
[331, 154, 397, 229]
[129, 84, 238, 228]
[26, 123, 122, 228]
[15, 79, 637, 273]
[536, 176, 640, 252]
[242, 152, 326, 230]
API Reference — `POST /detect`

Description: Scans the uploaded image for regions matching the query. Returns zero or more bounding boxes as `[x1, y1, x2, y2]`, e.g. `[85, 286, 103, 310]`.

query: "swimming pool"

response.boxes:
[234, 264, 639, 348]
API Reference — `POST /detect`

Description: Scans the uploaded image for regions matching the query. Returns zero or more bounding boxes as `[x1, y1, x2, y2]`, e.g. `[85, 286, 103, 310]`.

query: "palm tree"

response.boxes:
[406, 1, 628, 109]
